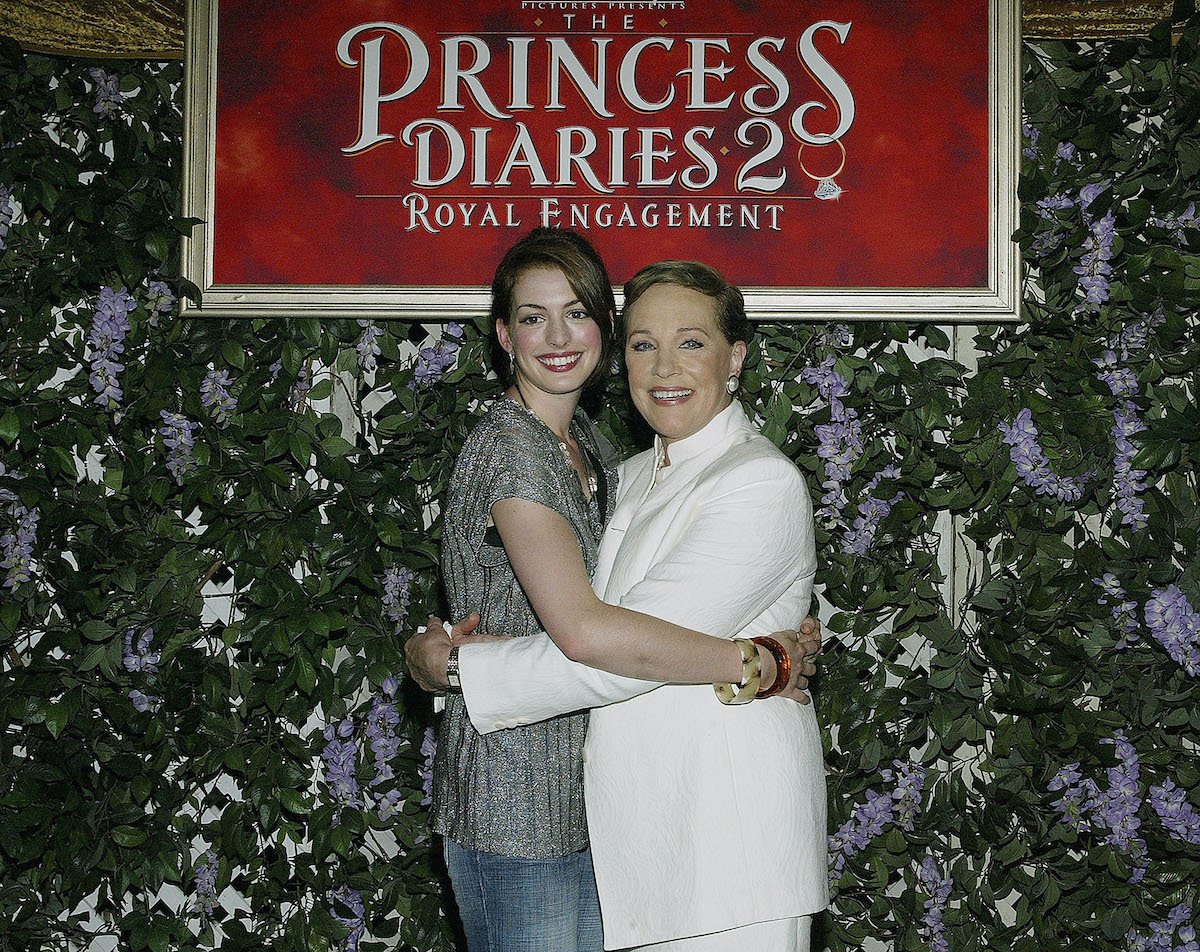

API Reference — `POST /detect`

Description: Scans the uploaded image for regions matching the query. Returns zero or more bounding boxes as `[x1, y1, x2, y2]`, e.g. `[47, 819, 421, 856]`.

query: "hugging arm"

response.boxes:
[491, 495, 783, 685]
[456, 458, 817, 734]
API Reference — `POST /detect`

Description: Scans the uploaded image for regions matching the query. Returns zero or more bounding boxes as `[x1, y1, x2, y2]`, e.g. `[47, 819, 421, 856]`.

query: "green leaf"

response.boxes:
[111, 826, 148, 848]
[81, 620, 114, 642]
[0, 411, 19, 444]
[44, 703, 69, 739]
[295, 651, 317, 693]
[144, 232, 170, 265]
[222, 339, 246, 370]
[320, 435, 355, 458]
[279, 789, 310, 815]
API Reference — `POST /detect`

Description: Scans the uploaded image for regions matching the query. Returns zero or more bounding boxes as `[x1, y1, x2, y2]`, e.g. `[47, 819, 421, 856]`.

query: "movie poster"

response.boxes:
[182, 0, 1019, 319]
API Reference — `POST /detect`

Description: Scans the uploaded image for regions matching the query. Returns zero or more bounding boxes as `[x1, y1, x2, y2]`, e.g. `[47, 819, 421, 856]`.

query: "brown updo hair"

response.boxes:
[490, 228, 616, 394]
[620, 260, 750, 345]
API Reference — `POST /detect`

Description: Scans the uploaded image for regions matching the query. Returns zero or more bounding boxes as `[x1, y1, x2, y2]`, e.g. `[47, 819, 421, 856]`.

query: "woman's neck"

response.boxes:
[507, 382, 580, 442]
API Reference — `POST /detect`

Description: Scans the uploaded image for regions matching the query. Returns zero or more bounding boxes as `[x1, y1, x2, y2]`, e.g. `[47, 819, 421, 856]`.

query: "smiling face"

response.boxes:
[624, 283, 747, 447]
[497, 265, 604, 403]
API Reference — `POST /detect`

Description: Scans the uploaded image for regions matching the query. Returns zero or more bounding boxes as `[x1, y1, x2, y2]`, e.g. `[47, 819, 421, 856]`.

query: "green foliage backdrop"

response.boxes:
[1, 16, 1198, 952]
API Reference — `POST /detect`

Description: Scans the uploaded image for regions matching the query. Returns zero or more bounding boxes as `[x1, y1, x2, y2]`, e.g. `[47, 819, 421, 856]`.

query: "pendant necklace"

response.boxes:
[513, 377, 598, 497]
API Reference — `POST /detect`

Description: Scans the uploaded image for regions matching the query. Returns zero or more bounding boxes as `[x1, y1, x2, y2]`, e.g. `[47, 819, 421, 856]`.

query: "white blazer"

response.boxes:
[458, 402, 828, 948]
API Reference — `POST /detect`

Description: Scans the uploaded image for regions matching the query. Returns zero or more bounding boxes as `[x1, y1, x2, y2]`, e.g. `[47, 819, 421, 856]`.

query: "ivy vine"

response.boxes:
[1, 15, 1198, 952]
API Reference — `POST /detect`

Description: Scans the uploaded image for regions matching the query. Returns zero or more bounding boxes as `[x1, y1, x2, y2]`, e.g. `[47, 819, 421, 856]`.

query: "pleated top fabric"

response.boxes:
[431, 397, 615, 858]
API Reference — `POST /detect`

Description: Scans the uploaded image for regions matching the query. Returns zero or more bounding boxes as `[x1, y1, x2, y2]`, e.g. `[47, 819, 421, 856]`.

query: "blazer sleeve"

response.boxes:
[616, 455, 816, 635]
[458, 452, 817, 734]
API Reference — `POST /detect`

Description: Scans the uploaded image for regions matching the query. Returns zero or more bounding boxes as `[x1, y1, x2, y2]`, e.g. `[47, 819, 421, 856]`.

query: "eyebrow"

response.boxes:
[515, 299, 585, 312]
[627, 325, 713, 336]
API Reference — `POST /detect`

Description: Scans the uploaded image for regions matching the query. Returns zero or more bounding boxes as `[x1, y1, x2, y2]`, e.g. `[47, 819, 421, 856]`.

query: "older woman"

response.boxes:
[420, 233, 820, 952]
[410, 259, 826, 951]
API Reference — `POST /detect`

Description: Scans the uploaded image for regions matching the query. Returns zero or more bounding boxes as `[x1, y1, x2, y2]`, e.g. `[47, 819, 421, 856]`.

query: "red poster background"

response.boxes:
[211, 0, 990, 291]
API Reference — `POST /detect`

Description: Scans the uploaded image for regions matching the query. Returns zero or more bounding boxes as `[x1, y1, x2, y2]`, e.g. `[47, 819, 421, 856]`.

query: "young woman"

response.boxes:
[425, 231, 817, 952]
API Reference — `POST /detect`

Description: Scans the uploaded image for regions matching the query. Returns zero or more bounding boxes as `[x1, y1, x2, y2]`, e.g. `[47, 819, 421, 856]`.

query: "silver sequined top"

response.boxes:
[431, 398, 615, 858]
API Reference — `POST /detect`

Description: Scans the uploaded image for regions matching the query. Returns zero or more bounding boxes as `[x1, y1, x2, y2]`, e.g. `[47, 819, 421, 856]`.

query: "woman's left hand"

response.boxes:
[766, 615, 823, 703]
[405, 615, 455, 693]
[404, 612, 509, 693]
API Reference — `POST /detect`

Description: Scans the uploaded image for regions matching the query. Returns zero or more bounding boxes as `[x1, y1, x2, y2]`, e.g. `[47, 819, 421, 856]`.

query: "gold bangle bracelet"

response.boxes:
[713, 638, 761, 705]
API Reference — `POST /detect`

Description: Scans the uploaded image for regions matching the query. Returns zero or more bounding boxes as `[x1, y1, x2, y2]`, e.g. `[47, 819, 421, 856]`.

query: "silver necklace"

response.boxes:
[512, 382, 598, 497]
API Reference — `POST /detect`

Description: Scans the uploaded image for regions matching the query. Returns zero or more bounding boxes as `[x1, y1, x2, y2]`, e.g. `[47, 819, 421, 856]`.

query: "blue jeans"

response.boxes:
[444, 838, 604, 952]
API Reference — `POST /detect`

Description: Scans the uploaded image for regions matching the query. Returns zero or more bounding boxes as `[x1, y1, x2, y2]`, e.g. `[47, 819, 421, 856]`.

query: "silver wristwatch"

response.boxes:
[446, 645, 462, 691]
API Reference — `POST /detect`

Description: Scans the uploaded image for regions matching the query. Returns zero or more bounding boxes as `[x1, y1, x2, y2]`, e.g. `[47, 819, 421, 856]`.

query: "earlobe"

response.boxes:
[496, 318, 512, 355]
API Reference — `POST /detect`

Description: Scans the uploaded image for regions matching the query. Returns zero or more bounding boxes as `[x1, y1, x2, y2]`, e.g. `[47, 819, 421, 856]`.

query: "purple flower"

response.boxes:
[1150, 201, 1198, 242]
[0, 184, 14, 252]
[1148, 779, 1200, 846]
[329, 885, 366, 952]
[1048, 761, 1096, 834]
[322, 719, 361, 816]
[801, 356, 863, 523]
[200, 369, 237, 426]
[815, 324, 853, 351]
[289, 362, 313, 411]
[1079, 182, 1108, 212]
[1030, 229, 1065, 258]
[1093, 574, 1140, 647]
[1095, 733, 1148, 879]
[382, 566, 417, 627]
[841, 465, 902, 555]
[87, 67, 127, 117]
[828, 761, 926, 880]
[1074, 209, 1116, 312]
[377, 788, 403, 821]
[801, 355, 851, 403]
[1035, 193, 1076, 219]
[916, 855, 952, 952]
[128, 689, 160, 712]
[1094, 336, 1150, 531]
[410, 326, 462, 388]
[366, 692, 400, 791]
[829, 788, 893, 880]
[1049, 733, 1148, 882]
[158, 410, 199, 483]
[88, 286, 136, 411]
[355, 321, 384, 372]
[884, 760, 926, 831]
[1110, 400, 1149, 531]
[1022, 121, 1040, 160]
[1056, 141, 1080, 166]
[420, 726, 436, 807]
[1144, 585, 1200, 677]
[998, 409, 1086, 503]
[144, 279, 175, 326]
[1127, 904, 1197, 952]
[123, 626, 160, 673]
[1094, 350, 1139, 397]
[1115, 307, 1164, 358]
[1, 503, 38, 589]
[0, 461, 20, 505]
[194, 849, 219, 919]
